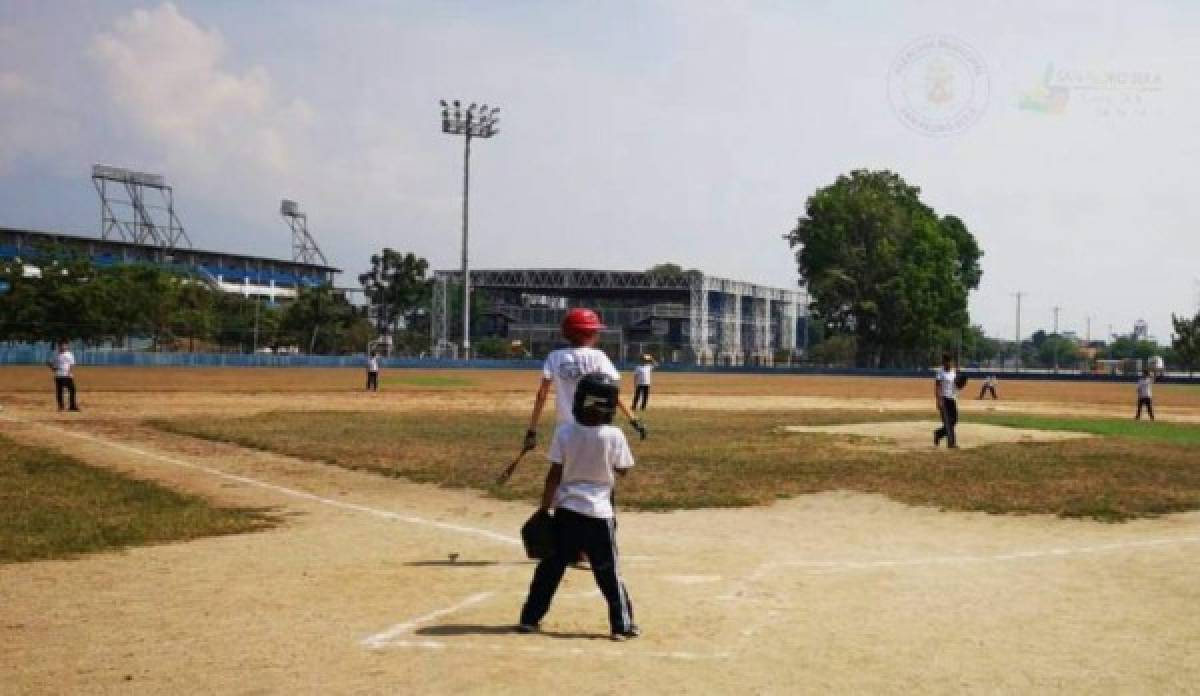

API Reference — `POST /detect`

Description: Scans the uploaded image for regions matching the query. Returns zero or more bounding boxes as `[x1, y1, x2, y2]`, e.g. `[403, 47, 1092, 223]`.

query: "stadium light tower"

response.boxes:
[440, 99, 499, 358]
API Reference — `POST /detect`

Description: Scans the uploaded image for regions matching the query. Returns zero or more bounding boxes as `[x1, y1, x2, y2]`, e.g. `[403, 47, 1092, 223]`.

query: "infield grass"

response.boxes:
[969, 413, 1200, 445]
[153, 409, 1200, 521]
[0, 434, 274, 564]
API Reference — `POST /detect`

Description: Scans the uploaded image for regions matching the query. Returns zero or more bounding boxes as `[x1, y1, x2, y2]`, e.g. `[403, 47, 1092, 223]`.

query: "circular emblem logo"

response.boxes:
[888, 35, 990, 136]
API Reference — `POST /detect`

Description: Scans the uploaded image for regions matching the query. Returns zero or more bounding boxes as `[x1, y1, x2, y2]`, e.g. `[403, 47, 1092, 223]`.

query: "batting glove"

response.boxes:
[630, 419, 647, 440]
[523, 429, 538, 450]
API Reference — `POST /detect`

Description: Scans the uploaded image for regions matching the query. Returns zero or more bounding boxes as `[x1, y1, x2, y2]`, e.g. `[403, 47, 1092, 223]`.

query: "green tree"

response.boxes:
[1036, 334, 1081, 370]
[1171, 312, 1200, 374]
[359, 250, 431, 337]
[807, 334, 857, 366]
[786, 170, 983, 367]
[282, 284, 356, 354]
[1107, 335, 1159, 361]
[646, 263, 701, 278]
[961, 325, 1000, 364]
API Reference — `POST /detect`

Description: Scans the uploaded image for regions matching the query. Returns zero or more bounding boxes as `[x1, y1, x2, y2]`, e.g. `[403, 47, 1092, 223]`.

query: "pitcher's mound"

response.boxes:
[781, 421, 1092, 451]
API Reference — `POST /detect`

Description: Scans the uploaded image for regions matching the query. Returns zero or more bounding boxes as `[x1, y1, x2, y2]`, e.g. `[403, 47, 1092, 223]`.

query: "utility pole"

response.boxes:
[1013, 291, 1025, 372]
[439, 100, 500, 359]
[1052, 305, 1061, 373]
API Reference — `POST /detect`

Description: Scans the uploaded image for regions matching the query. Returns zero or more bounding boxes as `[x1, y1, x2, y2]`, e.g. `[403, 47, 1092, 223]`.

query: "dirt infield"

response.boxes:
[782, 420, 1094, 450]
[2, 368, 1199, 693]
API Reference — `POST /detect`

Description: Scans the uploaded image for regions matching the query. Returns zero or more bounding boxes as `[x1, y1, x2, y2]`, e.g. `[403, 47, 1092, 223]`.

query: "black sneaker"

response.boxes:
[933, 431, 942, 446]
[514, 624, 539, 634]
[611, 625, 641, 642]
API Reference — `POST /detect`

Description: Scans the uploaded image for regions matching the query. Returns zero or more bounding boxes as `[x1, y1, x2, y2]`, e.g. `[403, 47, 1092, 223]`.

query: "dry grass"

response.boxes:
[152, 409, 1200, 521]
[5, 366, 1200, 408]
[0, 434, 275, 564]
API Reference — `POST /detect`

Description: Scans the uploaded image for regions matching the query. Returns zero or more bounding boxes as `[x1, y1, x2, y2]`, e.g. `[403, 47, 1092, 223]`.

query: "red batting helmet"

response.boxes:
[562, 308, 605, 342]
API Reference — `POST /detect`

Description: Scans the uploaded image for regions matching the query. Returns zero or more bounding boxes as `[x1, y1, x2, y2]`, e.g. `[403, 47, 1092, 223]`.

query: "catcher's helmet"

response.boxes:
[562, 308, 605, 343]
[572, 372, 619, 426]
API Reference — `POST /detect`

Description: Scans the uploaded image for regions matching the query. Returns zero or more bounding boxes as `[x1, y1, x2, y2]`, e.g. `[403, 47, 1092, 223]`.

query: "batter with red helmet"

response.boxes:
[524, 308, 646, 453]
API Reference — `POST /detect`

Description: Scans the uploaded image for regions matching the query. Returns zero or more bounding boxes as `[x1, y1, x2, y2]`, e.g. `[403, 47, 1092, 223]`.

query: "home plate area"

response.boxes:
[359, 577, 749, 662]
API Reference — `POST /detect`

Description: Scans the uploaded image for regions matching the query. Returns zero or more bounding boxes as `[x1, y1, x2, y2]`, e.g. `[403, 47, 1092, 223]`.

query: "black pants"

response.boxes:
[520, 507, 634, 634]
[54, 377, 78, 410]
[1136, 397, 1154, 420]
[978, 385, 997, 400]
[632, 385, 650, 410]
[366, 371, 378, 391]
[935, 397, 958, 447]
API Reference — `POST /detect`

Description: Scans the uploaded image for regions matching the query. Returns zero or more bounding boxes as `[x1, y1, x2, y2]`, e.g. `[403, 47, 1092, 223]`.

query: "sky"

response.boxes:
[2, 0, 1198, 343]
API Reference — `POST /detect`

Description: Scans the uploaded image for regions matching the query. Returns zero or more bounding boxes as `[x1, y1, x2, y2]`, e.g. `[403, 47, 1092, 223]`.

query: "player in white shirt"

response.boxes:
[366, 351, 380, 392]
[631, 354, 657, 411]
[524, 309, 645, 452]
[1135, 369, 1155, 420]
[933, 353, 958, 448]
[46, 340, 80, 411]
[518, 372, 639, 641]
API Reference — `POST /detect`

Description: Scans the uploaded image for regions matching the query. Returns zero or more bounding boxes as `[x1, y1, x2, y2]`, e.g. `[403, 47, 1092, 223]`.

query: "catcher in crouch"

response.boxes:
[518, 372, 639, 641]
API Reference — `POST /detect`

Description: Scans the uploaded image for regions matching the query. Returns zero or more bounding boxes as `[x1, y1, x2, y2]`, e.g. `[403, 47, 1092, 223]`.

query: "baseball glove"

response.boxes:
[521, 509, 555, 560]
[954, 373, 969, 389]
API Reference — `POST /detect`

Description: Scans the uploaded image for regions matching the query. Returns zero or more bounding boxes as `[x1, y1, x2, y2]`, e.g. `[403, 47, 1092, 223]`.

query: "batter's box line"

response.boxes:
[360, 590, 731, 662]
[718, 535, 1200, 600]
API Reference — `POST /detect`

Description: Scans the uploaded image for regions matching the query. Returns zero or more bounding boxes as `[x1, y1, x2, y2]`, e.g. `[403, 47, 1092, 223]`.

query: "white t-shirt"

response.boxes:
[1137, 377, 1153, 399]
[542, 347, 620, 424]
[935, 368, 957, 400]
[52, 351, 75, 378]
[549, 421, 634, 519]
[633, 365, 653, 386]
[367, 356, 379, 372]
[985, 375, 997, 387]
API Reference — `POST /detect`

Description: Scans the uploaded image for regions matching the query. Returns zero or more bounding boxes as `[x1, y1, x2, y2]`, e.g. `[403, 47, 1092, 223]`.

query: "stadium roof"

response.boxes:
[0, 226, 341, 273]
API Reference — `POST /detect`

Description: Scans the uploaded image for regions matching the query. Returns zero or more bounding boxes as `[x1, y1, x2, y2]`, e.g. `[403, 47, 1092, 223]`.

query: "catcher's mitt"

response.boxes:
[521, 509, 555, 560]
[954, 373, 969, 389]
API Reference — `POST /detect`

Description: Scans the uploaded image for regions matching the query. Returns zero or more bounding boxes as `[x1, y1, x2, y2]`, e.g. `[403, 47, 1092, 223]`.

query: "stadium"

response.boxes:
[0, 226, 338, 303]
[431, 268, 807, 365]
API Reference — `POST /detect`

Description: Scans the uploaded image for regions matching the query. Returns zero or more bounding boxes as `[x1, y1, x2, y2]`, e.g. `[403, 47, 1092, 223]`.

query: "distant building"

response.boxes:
[431, 268, 807, 365]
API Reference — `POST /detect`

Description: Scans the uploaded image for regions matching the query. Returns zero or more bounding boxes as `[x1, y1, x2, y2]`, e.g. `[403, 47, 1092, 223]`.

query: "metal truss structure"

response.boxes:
[431, 268, 806, 365]
[280, 200, 328, 266]
[92, 164, 191, 251]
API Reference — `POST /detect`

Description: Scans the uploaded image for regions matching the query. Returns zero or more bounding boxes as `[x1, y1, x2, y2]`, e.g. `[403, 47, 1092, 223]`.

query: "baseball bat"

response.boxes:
[495, 443, 535, 485]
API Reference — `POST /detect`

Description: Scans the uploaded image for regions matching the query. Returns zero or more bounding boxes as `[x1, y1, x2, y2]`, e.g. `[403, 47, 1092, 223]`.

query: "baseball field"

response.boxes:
[2, 367, 1199, 693]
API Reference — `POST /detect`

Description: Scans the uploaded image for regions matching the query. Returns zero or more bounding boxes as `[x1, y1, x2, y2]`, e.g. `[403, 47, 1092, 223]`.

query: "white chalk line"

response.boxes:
[371, 640, 731, 661]
[718, 535, 1200, 600]
[0, 414, 663, 562]
[0, 414, 521, 546]
[361, 592, 495, 649]
[362, 588, 729, 661]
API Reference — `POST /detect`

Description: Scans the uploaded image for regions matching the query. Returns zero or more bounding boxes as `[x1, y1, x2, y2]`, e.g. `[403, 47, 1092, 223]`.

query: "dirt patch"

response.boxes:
[782, 420, 1094, 450]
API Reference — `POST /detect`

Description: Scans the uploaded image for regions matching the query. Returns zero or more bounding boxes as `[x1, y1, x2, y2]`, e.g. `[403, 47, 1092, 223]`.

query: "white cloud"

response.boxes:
[89, 3, 313, 217]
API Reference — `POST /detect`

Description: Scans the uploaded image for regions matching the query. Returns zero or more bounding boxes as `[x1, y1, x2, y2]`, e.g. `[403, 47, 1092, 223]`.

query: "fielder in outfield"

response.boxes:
[47, 340, 80, 412]
[518, 372, 639, 641]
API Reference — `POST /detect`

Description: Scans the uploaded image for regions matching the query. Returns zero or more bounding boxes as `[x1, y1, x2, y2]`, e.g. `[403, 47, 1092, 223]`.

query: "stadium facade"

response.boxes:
[431, 268, 807, 365]
[0, 227, 339, 302]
